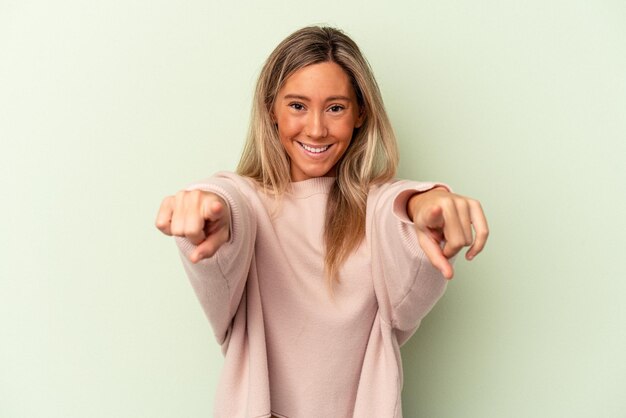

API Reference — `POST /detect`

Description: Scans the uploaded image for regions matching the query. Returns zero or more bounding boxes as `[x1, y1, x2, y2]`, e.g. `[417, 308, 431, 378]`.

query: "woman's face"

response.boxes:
[272, 61, 364, 182]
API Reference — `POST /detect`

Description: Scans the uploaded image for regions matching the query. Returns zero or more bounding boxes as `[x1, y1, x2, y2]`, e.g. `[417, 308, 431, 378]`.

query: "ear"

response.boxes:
[355, 106, 366, 128]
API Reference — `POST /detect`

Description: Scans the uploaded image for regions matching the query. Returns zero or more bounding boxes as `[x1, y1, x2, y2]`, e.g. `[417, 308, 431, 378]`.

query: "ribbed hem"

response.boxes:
[391, 182, 451, 224]
[390, 181, 451, 260]
[398, 219, 429, 260]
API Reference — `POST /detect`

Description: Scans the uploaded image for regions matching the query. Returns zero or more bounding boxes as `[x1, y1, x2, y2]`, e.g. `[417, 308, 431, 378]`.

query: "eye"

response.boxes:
[289, 102, 305, 111]
[328, 105, 345, 113]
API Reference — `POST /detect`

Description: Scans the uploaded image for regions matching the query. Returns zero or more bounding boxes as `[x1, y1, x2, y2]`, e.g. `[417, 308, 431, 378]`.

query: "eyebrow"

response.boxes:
[283, 94, 352, 102]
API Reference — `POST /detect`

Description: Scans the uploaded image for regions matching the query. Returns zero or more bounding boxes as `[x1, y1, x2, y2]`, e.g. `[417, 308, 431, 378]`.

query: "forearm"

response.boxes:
[175, 176, 256, 344]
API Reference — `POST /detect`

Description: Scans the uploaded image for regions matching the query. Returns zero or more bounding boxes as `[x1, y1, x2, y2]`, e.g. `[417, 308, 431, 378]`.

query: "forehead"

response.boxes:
[280, 62, 355, 98]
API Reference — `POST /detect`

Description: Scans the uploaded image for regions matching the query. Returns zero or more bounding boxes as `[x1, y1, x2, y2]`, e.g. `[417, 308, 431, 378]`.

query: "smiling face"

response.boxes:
[272, 61, 364, 182]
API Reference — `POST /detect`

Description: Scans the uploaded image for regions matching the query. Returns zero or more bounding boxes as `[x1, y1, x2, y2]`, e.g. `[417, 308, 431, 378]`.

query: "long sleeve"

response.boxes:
[168, 174, 454, 417]
[174, 174, 256, 349]
[367, 180, 451, 346]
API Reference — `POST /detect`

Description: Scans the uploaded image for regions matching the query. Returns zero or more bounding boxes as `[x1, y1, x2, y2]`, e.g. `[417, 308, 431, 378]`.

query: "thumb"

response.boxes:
[200, 195, 230, 238]
[202, 197, 226, 222]
[419, 205, 444, 230]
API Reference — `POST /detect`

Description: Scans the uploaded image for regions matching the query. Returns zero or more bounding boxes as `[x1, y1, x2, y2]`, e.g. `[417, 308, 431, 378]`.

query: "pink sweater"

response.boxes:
[175, 172, 449, 418]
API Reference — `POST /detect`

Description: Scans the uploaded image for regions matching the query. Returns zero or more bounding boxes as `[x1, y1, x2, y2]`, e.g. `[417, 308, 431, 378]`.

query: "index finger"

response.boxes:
[417, 231, 455, 280]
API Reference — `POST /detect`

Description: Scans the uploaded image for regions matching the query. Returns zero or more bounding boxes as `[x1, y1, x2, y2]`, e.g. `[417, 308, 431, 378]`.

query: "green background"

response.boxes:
[1, 0, 625, 417]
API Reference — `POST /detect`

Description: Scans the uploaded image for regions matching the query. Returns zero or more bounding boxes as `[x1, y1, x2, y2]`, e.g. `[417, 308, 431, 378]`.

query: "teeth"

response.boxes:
[300, 142, 330, 153]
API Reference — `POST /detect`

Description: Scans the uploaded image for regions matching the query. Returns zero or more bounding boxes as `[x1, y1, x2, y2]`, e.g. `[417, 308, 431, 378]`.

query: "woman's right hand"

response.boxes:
[155, 190, 231, 263]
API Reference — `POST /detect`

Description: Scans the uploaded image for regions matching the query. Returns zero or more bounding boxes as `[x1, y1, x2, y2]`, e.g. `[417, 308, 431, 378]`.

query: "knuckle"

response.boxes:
[160, 195, 172, 207]
[170, 225, 183, 236]
[155, 218, 168, 230]
[447, 238, 464, 251]
[189, 189, 204, 200]
[440, 197, 454, 209]
[184, 223, 200, 237]
[443, 247, 460, 259]
[470, 198, 484, 210]
[175, 190, 187, 201]
[455, 197, 468, 210]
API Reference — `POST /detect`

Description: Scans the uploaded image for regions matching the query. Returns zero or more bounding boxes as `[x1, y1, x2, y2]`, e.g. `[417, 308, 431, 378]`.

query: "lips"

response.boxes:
[298, 141, 331, 153]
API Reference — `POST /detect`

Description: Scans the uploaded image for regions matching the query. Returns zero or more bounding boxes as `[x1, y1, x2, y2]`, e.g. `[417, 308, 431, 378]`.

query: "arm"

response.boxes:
[156, 175, 256, 346]
[369, 181, 488, 345]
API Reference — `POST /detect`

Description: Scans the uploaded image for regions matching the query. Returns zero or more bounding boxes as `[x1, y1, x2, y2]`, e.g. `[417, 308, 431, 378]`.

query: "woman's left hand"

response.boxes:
[408, 187, 489, 280]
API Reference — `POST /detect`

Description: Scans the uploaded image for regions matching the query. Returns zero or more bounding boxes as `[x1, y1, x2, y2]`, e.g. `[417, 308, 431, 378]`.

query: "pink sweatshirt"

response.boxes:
[175, 172, 449, 418]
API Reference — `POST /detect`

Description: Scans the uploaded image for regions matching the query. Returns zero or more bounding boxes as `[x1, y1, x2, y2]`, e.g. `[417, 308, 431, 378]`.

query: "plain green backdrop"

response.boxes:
[1, 0, 625, 417]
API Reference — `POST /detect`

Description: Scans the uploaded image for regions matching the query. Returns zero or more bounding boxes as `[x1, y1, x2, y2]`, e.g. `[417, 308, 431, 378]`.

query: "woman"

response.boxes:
[156, 26, 488, 418]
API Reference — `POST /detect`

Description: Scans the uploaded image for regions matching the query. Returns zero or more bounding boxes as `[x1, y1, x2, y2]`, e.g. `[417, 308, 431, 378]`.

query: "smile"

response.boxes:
[298, 142, 331, 153]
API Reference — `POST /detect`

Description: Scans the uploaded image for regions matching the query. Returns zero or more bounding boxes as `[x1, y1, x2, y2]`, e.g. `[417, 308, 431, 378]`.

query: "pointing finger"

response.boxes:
[439, 201, 466, 259]
[190, 225, 230, 263]
[417, 230, 454, 280]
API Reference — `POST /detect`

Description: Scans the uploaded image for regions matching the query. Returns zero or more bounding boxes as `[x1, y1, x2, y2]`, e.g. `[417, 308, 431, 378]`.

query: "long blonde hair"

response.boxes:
[237, 26, 398, 289]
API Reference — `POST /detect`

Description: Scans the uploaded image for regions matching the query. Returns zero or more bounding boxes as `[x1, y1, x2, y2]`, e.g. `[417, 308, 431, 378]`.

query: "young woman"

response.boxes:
[156, 26, 488, 418]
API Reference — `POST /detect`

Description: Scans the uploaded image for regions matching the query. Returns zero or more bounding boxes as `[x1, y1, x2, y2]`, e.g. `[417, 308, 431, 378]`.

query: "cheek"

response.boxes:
[276, 115, 301, 139]
[335, 121, 357, 143]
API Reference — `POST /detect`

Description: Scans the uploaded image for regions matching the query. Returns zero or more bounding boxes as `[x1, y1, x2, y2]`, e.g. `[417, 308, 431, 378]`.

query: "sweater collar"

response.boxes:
[288, 176, 335, 198]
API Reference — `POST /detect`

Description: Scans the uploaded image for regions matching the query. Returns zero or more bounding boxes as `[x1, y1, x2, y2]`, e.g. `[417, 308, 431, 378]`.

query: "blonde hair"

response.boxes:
[237, 26, 398, 290]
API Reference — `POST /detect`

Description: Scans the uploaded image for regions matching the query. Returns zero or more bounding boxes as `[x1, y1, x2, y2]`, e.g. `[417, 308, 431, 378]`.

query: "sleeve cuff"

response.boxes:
[392, 182, 451, 224]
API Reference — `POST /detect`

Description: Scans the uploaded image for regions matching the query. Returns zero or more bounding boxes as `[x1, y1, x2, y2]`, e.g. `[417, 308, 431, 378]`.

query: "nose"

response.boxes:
[304, 111, 328, 139]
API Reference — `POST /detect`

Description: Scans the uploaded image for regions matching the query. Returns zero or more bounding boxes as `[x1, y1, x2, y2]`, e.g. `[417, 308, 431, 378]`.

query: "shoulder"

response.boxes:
[368, 178, 447, 203]
[185, 171, 261, 197]
[212, 171, 259, 190]
[368, 178, 412, 195]
[367, 178, 417, 207]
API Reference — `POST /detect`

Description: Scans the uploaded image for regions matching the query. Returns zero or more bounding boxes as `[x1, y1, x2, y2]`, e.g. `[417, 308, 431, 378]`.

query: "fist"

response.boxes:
[155, 190, 231, 263]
